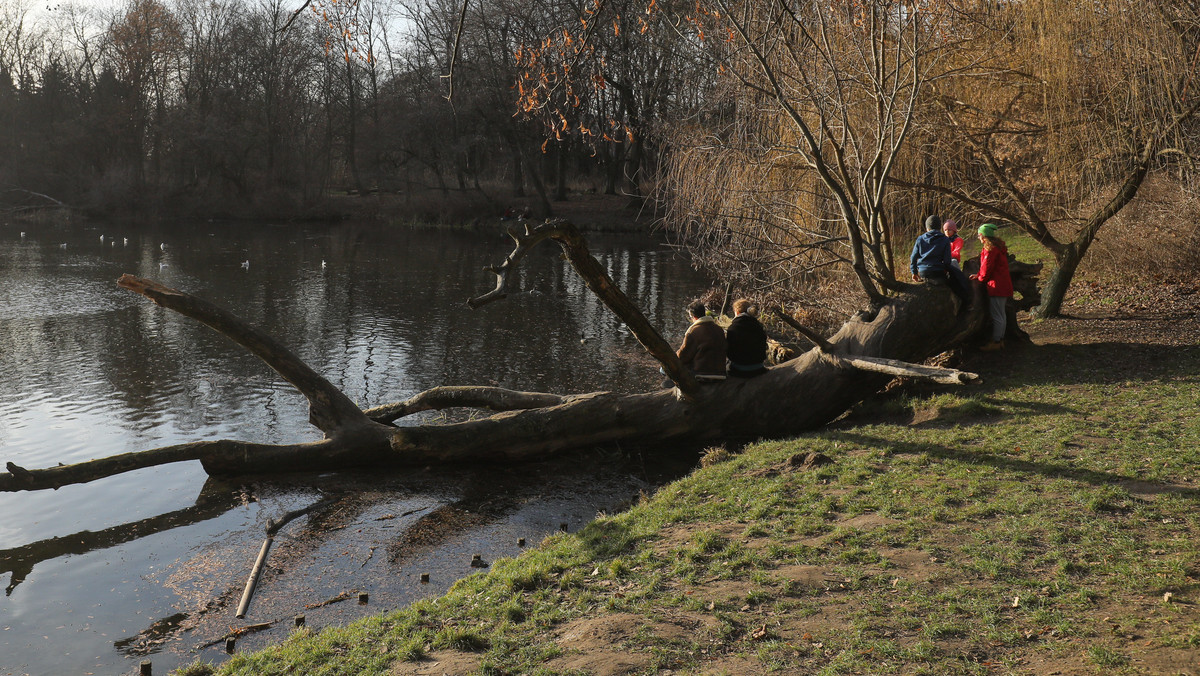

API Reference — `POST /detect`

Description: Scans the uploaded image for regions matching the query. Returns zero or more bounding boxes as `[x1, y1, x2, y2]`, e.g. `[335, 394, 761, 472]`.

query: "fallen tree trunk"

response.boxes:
[1, 220, 990, 493]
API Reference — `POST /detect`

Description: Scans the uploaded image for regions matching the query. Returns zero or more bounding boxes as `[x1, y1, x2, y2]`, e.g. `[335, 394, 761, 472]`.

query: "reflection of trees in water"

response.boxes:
[0, 479, 248, 596]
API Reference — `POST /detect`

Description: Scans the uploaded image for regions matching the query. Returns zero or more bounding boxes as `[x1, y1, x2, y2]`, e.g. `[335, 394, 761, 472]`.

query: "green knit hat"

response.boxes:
[977, 223, 998, 237]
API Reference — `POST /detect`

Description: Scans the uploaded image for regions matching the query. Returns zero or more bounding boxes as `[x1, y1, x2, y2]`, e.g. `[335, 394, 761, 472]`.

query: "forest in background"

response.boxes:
[0, 0, 660, 221]
[3, 0, 1200, 320]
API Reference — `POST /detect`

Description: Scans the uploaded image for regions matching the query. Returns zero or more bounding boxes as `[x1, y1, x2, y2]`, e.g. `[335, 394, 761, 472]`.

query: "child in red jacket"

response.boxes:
[969, 223, 1013, 351]
[943, 219, 965, 267]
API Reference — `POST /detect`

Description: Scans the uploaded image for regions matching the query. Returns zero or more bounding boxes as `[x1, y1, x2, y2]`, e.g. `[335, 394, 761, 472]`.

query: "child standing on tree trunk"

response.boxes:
[970, 223, 1013, 351]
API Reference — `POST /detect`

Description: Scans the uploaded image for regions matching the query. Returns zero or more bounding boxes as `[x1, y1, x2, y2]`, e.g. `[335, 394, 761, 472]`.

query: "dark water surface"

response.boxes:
[0, 220, 709, 675]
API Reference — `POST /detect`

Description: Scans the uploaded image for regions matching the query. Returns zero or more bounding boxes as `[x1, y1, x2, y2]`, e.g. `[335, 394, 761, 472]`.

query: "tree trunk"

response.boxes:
[343, 50, 366, 196]
[521, 146, 553, 217]
[511, 150, 525, 197]
[603, 141, 621, 195]
[0, 222, 985, 494]
[555, 145, 568, 201]
[1036, 245, 1081, 319]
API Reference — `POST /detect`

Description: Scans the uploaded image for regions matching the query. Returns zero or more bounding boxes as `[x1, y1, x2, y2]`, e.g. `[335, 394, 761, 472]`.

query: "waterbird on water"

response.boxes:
[19, 232, 25, 238]
[241, 260, 250, 270]
[160, 243, 168, 251]
[59, 243, 66, 249]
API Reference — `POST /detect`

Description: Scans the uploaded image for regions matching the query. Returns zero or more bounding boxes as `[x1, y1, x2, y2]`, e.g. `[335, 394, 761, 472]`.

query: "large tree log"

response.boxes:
[0, 221, 983, 493]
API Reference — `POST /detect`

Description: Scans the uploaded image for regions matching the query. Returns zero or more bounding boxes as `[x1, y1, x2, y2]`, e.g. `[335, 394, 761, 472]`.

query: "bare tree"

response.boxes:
[902, 0, 1200, 317]
[107, 0, 184, 187]
[509, 0, 708, 198]
[662, 0, 956, 315]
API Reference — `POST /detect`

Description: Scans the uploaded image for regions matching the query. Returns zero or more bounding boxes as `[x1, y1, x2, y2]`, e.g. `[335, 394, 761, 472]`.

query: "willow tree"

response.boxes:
[906, 0, 1200, 317]
[660, 0, 958, 320]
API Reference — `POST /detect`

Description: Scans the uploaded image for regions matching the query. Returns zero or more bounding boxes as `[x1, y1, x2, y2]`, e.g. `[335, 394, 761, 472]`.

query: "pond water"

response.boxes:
[0, 219, 710, 676]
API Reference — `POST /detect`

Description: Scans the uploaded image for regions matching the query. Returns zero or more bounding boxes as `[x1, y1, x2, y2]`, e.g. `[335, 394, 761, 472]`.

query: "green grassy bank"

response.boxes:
[181, 337, 1200, 675]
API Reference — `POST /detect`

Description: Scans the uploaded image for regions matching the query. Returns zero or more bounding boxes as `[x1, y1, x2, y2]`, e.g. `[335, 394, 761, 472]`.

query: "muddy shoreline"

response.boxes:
[108, 444, 702, 672]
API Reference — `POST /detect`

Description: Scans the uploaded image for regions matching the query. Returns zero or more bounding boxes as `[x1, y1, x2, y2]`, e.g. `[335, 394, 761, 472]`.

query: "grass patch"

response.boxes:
[186, 344, 1200, 676]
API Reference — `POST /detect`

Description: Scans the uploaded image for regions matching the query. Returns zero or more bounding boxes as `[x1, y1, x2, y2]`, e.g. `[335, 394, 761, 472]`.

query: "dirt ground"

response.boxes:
[1026, 281, 1200, 348]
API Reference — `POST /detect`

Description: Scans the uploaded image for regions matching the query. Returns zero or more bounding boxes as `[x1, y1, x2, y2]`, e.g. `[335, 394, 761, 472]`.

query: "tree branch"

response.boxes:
[365, 386, 568, 424]
[2, 187, 69, 209]
[770, 306, 834, 353]
[468, 220, 700, 398]
[279, 0, 313, 34]
[442, 0, 470, 101]
[836, 355, 979, 385]
[1, 440, 293, 492]
[117, 275, 372, 436]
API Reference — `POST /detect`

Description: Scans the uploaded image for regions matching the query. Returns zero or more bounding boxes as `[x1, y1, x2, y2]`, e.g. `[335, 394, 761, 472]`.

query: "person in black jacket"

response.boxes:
[726, 299, 769, 378]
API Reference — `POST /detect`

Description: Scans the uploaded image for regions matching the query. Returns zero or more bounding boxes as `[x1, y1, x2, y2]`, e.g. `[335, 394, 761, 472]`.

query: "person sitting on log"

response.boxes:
[663, 301, 727, 386]
[726, 299, 769, 378]
[910, 214, 970, 305]
[943, 218, 965, 268]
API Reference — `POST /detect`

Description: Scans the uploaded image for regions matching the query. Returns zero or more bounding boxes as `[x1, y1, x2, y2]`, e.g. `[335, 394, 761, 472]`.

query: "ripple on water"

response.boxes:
[0, 276, 134, 322]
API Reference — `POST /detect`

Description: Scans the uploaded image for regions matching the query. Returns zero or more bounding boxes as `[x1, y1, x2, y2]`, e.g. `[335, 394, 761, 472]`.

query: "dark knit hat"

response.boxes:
[925, 215, 942, 231]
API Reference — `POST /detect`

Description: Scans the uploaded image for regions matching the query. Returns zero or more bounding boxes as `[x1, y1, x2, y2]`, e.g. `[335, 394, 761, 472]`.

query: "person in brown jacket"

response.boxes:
[675, 301, 727, 380]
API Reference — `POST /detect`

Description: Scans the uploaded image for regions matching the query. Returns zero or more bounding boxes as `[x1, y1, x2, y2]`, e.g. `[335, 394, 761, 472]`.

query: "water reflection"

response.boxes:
[0, 479, 249, 596]
[0, 220, 709, 675]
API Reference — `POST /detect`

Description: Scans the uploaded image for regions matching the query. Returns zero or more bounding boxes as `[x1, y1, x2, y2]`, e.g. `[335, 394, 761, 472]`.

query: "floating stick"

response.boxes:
[235, 537, 273, 619]
[235, 497, 336, 619]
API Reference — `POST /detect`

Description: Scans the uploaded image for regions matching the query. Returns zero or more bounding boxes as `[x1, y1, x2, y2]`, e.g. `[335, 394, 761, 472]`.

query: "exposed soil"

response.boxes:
[391, 651, 482, 675]
[1025, 281, 1200, 347]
